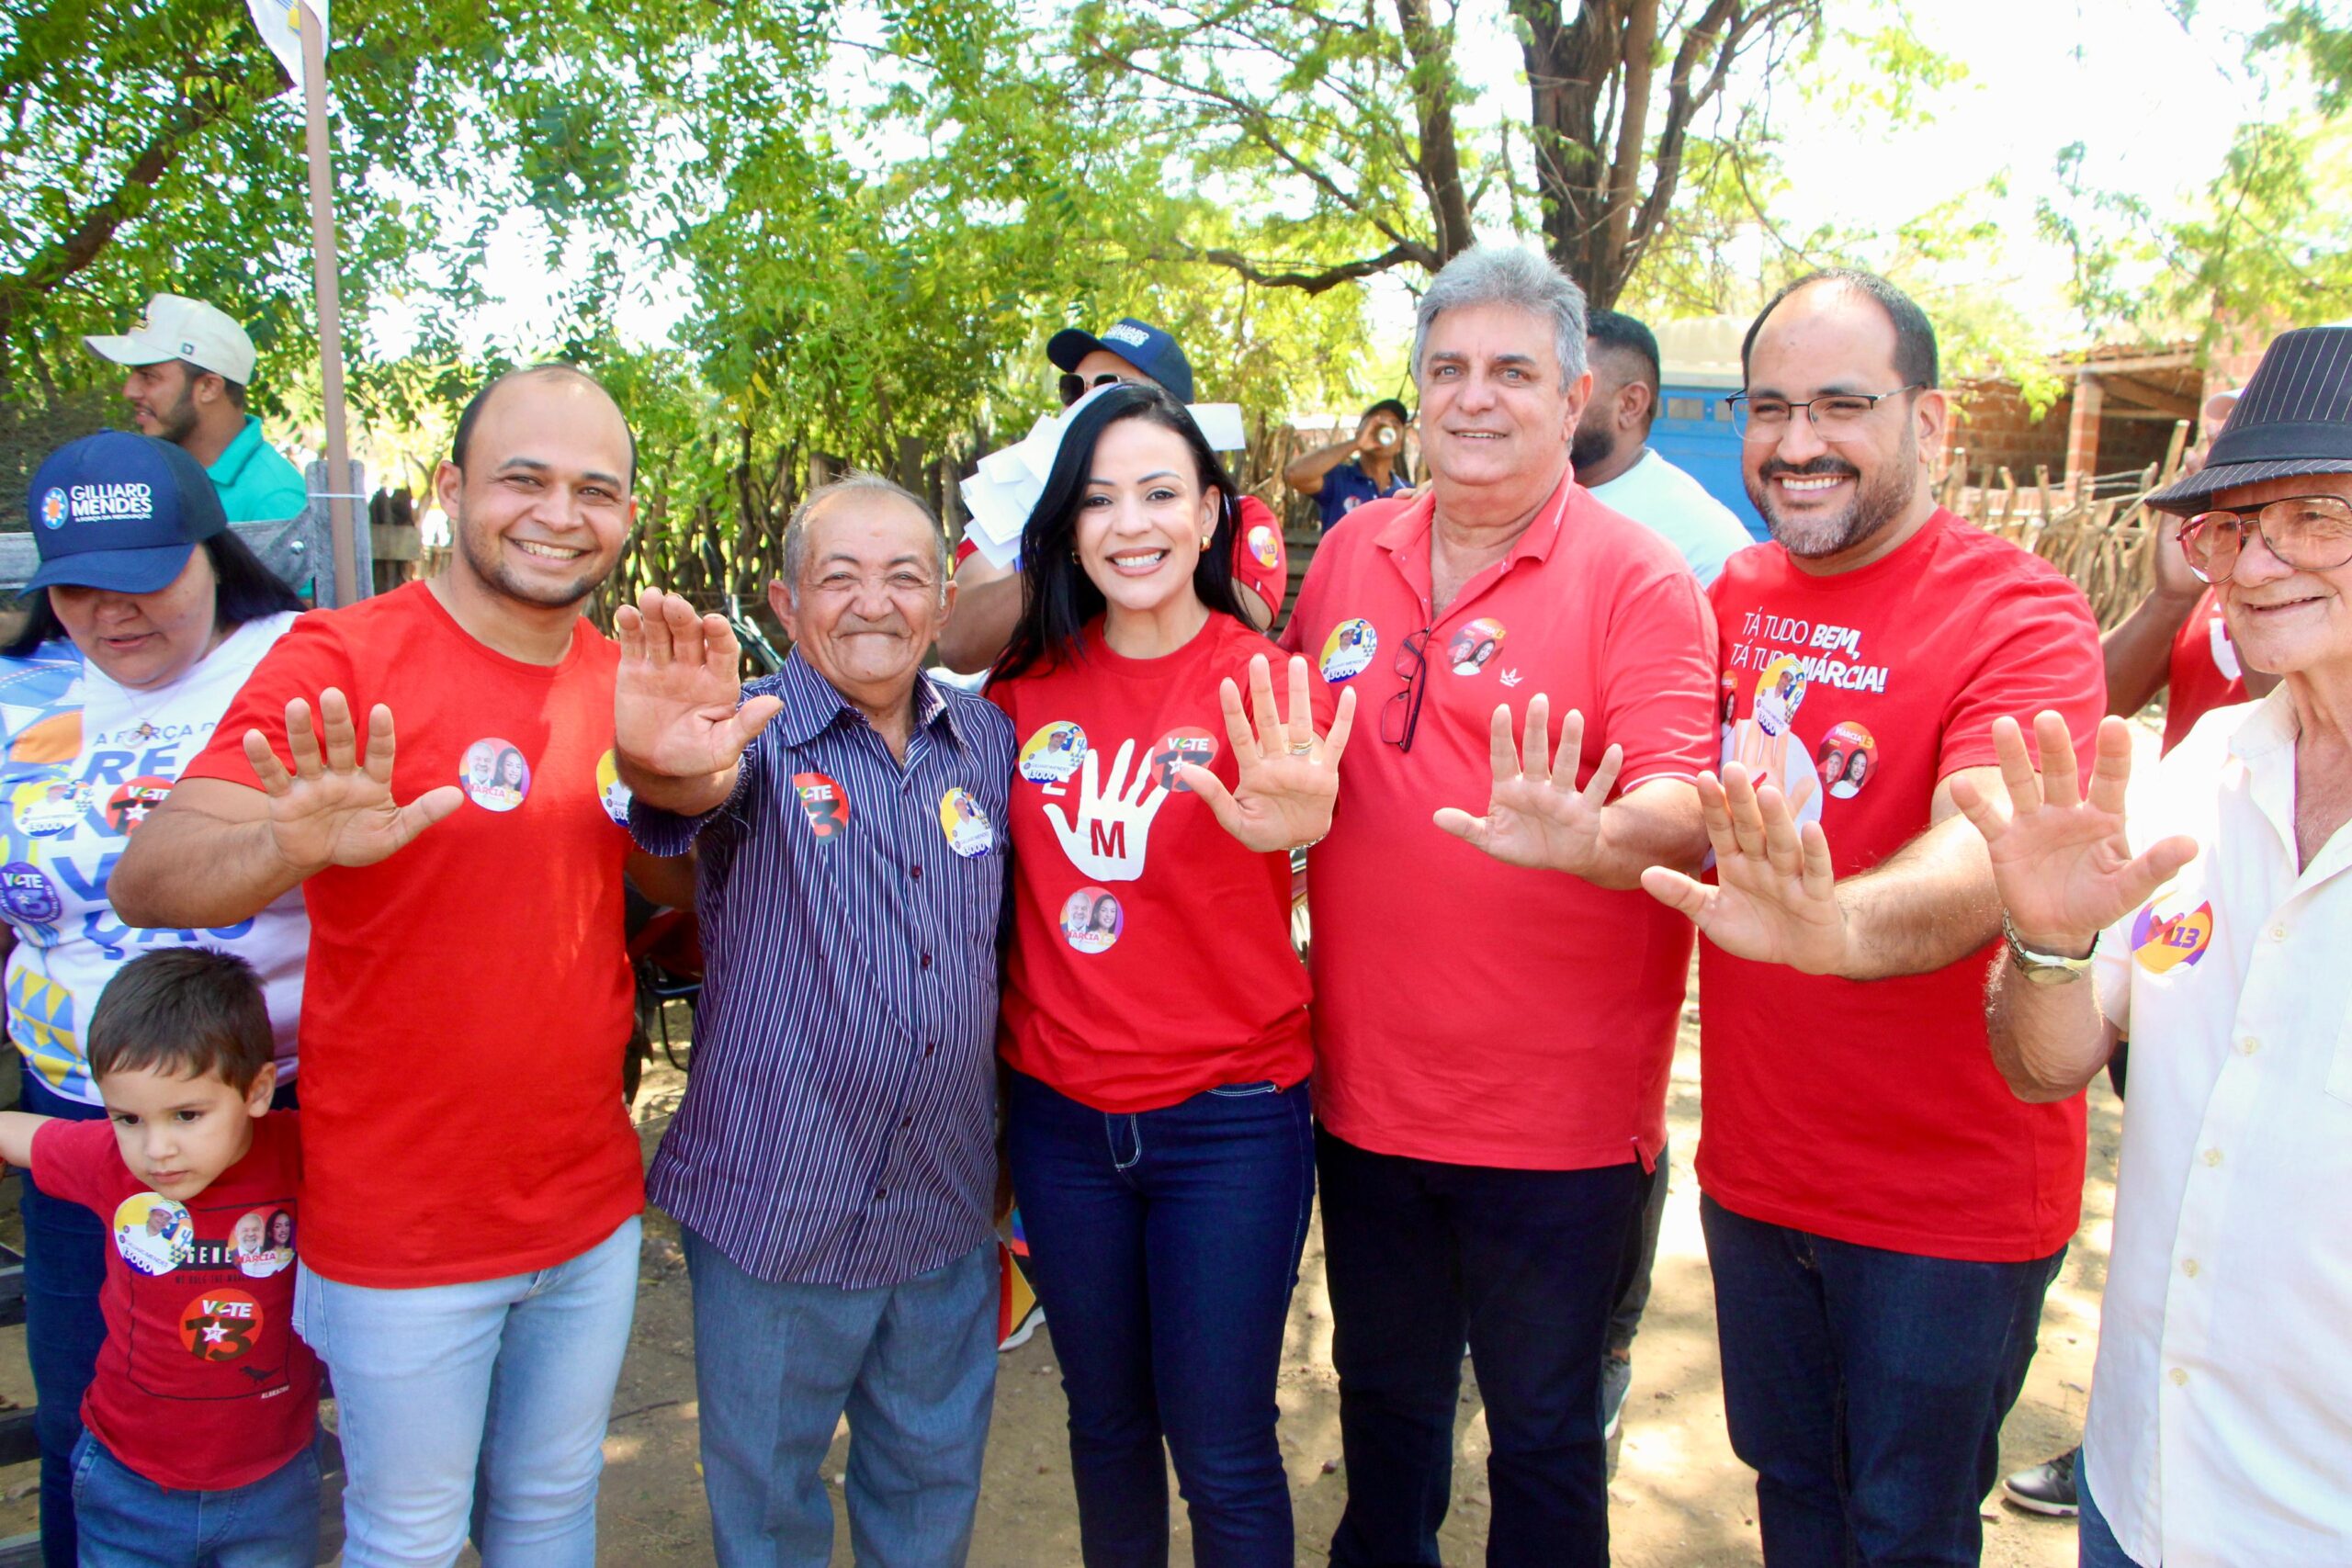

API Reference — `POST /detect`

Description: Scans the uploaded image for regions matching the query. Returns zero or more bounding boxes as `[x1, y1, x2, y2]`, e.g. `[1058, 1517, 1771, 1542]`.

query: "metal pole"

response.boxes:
[298, 3, 356, 606]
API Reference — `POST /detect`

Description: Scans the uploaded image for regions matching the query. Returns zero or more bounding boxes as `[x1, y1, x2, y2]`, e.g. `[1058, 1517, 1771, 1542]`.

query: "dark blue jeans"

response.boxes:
[1317, 1127, 1649, 1568]
[17, 1071, 111, 1568]
[1005, 1069, 1314, 1568]
[1701, 1196, 2065, 1568]
[72, 1430, 319, 1568]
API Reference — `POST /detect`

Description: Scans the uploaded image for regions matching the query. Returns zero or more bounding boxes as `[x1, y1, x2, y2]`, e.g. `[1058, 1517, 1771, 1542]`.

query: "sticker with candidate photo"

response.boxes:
[179, 1286, 263, 1362]
[1752, 656, 1808, 737]
[458, 739, 531, 812]
[939, 787, 993, 857]
[231, 1206, 295, 1279]
[12, 780, 85, 840]
[1448, 617, 1506, 678]
[113, 1193, 193, 1276]
[792, 772, 850, 840]
[1719, 671, 1739, 734]
[1149, 729, 1219, 793]
[1247, 523, 1283, 571]
[0, 863, 61, 924]
[1320, 619, 1378, 682]
[2132, 897, 2213, 974]
[1018, 722, 1089, 784]
[1061, 886, 1123, 954]
[1815, 722, 1878, 800]
[595, 750, 633, 826]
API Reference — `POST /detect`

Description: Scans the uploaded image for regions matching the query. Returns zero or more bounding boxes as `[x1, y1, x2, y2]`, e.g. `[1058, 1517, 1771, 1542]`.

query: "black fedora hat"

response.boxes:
[2146, 324, 2352, 514]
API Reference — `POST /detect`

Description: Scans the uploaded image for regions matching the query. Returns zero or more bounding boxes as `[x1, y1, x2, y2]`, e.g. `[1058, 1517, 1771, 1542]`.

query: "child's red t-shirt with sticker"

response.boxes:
[1699, 509, 2104, 1262]
[989, 613, 1327, 1111]
[31, 1114, 317, 1490]
[180, 583, 641, 1288]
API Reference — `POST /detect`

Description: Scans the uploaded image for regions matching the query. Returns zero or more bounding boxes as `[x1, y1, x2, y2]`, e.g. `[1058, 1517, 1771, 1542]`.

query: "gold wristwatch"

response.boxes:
[2002, 911, 2097, 985]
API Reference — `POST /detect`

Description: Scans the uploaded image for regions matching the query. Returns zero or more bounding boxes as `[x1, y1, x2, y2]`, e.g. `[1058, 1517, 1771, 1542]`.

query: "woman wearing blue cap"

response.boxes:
[1, 431, 308, 1566]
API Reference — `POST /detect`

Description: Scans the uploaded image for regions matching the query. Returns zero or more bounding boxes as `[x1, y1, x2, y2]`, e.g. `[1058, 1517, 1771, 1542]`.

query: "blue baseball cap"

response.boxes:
[25, 432, 226, 595]
[1046, 317, 1196, 404]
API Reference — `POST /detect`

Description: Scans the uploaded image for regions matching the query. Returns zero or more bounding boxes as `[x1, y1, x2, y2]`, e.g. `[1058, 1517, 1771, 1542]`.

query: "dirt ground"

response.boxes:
[0, 984, 2118, 1567]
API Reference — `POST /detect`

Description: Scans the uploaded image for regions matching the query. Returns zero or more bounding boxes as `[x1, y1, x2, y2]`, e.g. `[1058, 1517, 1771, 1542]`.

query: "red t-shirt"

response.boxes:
[956, 495, 1290, 619]
[990, 613, 1322, 1111]
[182, 583, 642, 1287]
[1279, 477, 1718, 1170]
[1699, 509, 2103, 1261]
[2162, 587, 2248, 755]
[31, 1115, 317, 1491]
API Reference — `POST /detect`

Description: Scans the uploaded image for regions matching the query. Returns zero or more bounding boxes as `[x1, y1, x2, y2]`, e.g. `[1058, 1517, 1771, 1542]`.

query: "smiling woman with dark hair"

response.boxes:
[989, 382, 1358, 1565]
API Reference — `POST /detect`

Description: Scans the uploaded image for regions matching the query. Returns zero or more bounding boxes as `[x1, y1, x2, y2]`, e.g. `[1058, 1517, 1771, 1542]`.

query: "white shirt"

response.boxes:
[2086, 689, 2352, 1567]
[1582, 447, 1756, 587]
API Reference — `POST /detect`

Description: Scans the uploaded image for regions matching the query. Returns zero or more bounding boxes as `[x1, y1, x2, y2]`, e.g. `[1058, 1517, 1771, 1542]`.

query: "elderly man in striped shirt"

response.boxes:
[615, 473, 1016, 1568]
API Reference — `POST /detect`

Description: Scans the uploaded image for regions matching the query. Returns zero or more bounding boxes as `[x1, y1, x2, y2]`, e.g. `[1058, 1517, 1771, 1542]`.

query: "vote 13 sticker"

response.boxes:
[793, 773, 849, 840]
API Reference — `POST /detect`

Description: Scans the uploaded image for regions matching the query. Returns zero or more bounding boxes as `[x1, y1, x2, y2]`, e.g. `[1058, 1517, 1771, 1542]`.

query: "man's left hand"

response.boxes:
[1640, 763, 1849, 974]
[1434, 696, 1623, 876]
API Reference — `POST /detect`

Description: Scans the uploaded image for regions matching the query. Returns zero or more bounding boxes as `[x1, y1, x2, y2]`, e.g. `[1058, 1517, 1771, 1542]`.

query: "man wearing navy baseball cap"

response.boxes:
[28, 431, 229, 593]
[940, 316, 1289, 671]
[84, 294, 310, 524]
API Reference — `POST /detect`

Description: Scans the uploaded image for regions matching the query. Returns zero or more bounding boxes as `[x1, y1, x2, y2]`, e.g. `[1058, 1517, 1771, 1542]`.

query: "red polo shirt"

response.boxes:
[1282, 474, 1717, 1170]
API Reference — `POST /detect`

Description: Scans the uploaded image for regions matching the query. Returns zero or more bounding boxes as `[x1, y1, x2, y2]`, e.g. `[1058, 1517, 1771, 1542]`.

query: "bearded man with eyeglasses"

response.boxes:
[1637, 269, 2108, 1566]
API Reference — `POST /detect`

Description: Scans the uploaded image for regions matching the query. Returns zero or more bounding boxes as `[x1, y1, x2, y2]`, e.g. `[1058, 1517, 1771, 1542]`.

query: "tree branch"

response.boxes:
[1166, 240, 1433, 293]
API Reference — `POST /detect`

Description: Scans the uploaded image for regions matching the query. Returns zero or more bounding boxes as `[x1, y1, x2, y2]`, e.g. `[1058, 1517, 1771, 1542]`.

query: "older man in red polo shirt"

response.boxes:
[1283, 246, 1716, 1568]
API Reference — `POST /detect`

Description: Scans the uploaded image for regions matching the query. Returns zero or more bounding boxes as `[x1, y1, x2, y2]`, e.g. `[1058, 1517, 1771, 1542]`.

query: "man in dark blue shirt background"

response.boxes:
[614, 472, 1014, 1568]
[1283, 398, 1412, 531]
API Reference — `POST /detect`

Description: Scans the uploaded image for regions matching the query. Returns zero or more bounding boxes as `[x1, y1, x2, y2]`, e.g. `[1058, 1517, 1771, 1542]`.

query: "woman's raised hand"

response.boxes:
[1177, 654, 1357, 853]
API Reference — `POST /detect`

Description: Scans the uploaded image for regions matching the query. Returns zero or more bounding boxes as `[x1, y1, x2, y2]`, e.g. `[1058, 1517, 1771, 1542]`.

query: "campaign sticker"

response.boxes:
[940, 787, 993, 857]
[232, 1207, 295, 1280]
[1719, 671, 1739, 733]
[1448, 617, 1506, 677]
[38, 489, 67, 530]
[113, 1194, 192, 1277]
[179, 1287, 263, 1362]
[594, 750, 633, 826]
[1753, 656, 1809, 737]
[1149, 728, 1219, 793]
[792, 772, 850, 840]
[12, 781, 84, 840]
[102, 775, 173, 836]
[1247, 523, 1283, 572]
[0, 863, 61, 924]
[2132, 897, 2214, 975]
[9, 711, 80, 765]
[1018, 722, 1088, 784]
[458, 739, 531, 812]
[1319, 619, 1378, 682]
[1061, 886, 1123, 954]
[1816, 722, 1878, 801]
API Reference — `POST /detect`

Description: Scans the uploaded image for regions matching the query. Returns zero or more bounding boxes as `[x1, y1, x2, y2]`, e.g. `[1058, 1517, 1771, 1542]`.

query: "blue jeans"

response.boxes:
[684, 1229, 995, 1568]
[2077, 1456, 2148, 1568]
[1317, 1127, 1649, 1568]
[17, 1071, 110, 1568]
[1701, 1197, 2064, 1567]
[291, 1214, 641, 1568]
[70, 1430, 318, 1568]
[1005, 1069, 1314, 1568]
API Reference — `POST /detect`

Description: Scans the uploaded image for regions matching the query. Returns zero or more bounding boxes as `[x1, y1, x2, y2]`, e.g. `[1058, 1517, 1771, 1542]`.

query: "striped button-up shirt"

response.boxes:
[632, 651, 1013, 1289]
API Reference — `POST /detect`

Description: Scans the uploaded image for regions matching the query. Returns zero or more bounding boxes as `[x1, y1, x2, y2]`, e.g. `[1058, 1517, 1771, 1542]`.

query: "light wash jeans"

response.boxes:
[683, 1229, 997, 1568]
[292, 1215, 641, 1568]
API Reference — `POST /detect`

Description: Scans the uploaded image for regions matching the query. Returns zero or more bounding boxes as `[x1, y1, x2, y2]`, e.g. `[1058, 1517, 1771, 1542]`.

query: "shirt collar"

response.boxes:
[206, 416, 266, 485]
[2225, 683, 2300, 769]
[772, 647, 960, 750]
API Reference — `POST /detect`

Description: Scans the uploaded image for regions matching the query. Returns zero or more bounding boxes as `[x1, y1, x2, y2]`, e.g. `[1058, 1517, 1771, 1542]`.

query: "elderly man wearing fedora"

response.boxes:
[1949, 323, 2352, 1567]
[85, 293, 310, 522]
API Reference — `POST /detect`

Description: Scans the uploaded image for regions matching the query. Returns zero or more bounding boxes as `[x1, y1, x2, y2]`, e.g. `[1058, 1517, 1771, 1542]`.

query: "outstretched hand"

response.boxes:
[1433, 695, 1623, 876]
[1639, 763, 1849, 974]
[242, 689, 463, 876]
[1947, 712, 2198, 952]
[615, 590, 784, 786]
[1176, 654, 1357, 853]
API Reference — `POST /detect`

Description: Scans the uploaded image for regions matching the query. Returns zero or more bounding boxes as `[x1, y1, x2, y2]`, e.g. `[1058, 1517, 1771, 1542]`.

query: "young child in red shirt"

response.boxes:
[0, 947, 318, 1567]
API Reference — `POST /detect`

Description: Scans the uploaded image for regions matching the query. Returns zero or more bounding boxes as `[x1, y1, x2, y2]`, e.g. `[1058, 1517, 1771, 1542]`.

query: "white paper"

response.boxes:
[957, 396, 1249, 570]
[245, 0, 327, 90]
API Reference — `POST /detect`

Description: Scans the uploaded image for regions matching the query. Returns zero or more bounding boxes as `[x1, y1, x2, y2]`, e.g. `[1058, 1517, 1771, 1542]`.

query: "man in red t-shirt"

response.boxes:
[1282, 247, 1714, 1568]
[1640, 272, 2105, 1566]
[938, 316, 1287, 671]
[113, 366, 683, 1566]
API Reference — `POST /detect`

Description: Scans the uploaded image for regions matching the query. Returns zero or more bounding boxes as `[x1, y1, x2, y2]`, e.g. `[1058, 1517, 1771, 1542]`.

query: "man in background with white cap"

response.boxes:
[85, 293, 310, 523]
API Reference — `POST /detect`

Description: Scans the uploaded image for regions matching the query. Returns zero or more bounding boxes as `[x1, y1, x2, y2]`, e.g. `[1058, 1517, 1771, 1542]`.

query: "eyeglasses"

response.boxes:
[2177, 494, 2352, 582]
[1380, 626, 1433, 751]
[1724, 384, 1924, 442]
[1059, 372, 1132, 407]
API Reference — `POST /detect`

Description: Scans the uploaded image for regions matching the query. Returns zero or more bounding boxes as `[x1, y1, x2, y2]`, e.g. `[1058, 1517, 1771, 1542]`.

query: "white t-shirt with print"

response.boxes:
[0, 614, 307, 1105]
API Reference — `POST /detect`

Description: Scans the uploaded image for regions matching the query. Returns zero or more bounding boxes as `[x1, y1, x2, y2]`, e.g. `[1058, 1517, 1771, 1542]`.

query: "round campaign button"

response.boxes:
[0, 863, 62, 924]
[458, 739, 530, 812]
[1149, 729, 1218, 793]
[939, 787, 993, 857]
[113, 1194, 193, 1277]
[1447, 617, 1506, 678]
[595, 750, 633, 826]
[1060, 886, 1123, 954]
[12, 781, 84, 840]
[179, 1286, 263, 1362]
[1018, 722, 1088, 784]
[102, 775, 173, 837]
[792, 772, 850, 840]
[1320, 619, 1377, 682]
[1817, 721, 1878, 801]
[1247, 523, 1283, 571]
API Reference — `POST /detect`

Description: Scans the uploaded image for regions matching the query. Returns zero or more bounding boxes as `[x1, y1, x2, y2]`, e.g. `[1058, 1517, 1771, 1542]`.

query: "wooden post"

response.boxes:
[298, 4, 356, 606]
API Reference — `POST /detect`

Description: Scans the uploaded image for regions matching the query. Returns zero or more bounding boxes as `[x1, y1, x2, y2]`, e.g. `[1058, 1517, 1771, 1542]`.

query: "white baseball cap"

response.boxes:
[84, 293, 257, 385]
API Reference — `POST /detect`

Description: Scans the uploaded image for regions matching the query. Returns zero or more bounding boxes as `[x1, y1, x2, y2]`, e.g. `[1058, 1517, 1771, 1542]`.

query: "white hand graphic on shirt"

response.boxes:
[1044, 738, 1170, 882]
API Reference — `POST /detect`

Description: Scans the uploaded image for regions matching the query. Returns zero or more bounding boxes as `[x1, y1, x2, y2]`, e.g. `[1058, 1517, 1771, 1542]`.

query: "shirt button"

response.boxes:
[2269, 923, 2288, 941]
[2203, 1147, 2223, 1168]
[874, 1187, 887, 1201]
[2169, 1367, 2189, 1387]
[900, 1115, 913, 1130]
[2241, 1035, 2262, 1055]
[911, 864, 924, 880]
[2181, 1258, 2200, 1278]
[920, 953, 933, 969]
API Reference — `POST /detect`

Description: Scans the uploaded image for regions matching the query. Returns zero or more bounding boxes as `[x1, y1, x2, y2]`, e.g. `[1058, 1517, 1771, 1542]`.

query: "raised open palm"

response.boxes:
[1948, 712, 2199, 951]
[1434, 696, 1623, 876]
[615, 589, 784, 782]
[1640, 763, 1849, 972]
[1175, 653, 1357, 853]
[241, 689, 463, 875]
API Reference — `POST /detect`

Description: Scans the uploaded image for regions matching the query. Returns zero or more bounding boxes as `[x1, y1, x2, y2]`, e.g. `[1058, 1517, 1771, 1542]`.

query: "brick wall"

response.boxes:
[1942, 380, 2071, 481]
